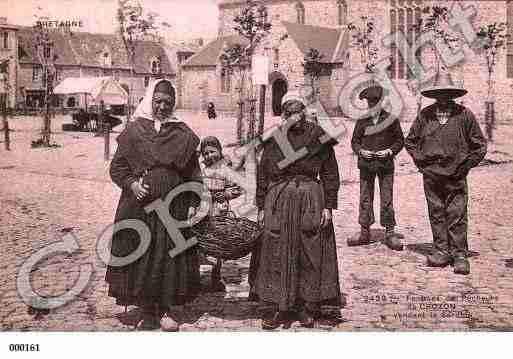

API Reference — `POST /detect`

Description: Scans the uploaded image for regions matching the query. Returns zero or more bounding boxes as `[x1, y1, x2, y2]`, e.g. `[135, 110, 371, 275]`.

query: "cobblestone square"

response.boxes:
[1, 112, 513, 331]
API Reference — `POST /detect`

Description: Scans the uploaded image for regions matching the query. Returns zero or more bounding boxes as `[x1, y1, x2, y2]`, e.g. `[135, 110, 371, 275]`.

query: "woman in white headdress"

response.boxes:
[252, 91, 343, 329]
[106, 79, 202, 331]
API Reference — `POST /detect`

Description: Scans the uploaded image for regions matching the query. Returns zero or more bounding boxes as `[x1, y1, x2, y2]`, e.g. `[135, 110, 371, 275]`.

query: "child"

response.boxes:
[200, 136, 242, 291]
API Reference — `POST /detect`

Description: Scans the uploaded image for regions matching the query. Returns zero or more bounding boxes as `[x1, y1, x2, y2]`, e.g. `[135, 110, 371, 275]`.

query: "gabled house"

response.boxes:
[16, 26, 175, 109]
[181, 20, 349, 115]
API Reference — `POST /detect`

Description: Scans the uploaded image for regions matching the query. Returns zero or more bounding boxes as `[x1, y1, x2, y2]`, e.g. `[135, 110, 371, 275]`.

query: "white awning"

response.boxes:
[53, 76, 128, 105]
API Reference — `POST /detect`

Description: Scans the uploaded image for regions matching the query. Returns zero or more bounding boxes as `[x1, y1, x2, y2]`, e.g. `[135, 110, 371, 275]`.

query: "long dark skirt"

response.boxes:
[105, 169, 200, 308]
[254, 179, 341, 312]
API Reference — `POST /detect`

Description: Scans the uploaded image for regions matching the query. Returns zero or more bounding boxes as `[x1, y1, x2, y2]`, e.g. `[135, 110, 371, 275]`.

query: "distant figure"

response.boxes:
[207, 102, 217, 120]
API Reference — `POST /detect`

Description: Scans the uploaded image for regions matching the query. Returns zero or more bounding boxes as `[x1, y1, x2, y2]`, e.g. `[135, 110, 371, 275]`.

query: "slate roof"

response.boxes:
[17, 27, 174, 75]
[182, 22, 349, 68]
[281, 21, 349, 63]
[182, 35, 248, 67]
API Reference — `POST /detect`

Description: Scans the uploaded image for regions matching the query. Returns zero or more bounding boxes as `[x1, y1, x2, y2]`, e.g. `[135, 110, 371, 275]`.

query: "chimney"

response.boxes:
[0, 17, 7, 25]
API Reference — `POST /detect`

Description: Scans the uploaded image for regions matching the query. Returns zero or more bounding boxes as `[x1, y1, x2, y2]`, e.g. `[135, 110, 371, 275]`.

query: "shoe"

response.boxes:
[427, 251, 452, 268]
[135, 313, 159, 331]
[383, 229, 404, 251]
[297, 309, 315, 328]
[347, 227, 371, 247]
[160, 312, 180, 332]
[453, 257, 470, 275]
[261, 312, 282, 330]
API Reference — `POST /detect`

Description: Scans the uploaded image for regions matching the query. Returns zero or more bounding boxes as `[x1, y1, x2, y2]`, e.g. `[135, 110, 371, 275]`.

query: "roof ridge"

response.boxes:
[331, 28, 346, 63]
[66, 35, 81, 66]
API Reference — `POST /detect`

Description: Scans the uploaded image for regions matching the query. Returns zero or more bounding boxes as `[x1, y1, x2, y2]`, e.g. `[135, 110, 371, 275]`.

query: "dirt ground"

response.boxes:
[1, 112, 512, 331]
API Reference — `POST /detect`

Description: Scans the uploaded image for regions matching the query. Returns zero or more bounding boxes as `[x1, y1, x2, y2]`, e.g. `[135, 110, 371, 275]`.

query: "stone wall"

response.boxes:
[195, 0, 513, 122]
[18, 64, 176, 110]
[219, 0, 342, 37]
[0, 27, 18, 108]
[182, 66, 236, 112]
[342, 0, 513, 123]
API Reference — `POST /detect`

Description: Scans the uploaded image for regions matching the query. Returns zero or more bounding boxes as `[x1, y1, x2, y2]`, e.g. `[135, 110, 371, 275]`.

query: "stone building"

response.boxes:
[163, 40, 203, 109]
[15, 27, 175, 110]
[181, 0, 513, 122]
[0, 17, 19, 108]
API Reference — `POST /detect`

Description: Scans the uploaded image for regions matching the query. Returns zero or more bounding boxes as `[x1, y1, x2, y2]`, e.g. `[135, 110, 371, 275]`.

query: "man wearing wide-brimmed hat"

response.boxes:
[349, 81, 405, 251]
[405, 72, 487, 275]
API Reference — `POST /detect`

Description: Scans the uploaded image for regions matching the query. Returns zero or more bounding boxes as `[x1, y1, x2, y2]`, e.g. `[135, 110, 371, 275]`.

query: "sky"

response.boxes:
[0, 0, 219, 41]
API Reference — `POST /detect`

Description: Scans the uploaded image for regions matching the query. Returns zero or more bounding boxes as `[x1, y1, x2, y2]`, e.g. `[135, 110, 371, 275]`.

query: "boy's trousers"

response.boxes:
[358, 170, 396, 228]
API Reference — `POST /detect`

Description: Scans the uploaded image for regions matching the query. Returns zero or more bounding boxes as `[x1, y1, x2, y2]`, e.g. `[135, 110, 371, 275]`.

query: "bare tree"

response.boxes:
[117, 0, 169, 120]
[219, 0, 271, 144]
[475, 22, 509, 142]
[302, 48, 325, 105]
[413, 6, 461, 75]
[32, 17, 58, 147]
[347, 16, 379, 73]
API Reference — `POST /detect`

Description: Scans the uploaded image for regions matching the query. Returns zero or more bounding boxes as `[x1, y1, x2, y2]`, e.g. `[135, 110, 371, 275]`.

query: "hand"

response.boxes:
[454, 161, 472, 180]
[257, 210, 265, 227]
[359, 149, 375, 159]
[188, 206, 198, 219]
[224, 187, 242, 201]
[375, 149, 393, 158]
[320, 209, 333, 228]
[130, 178, 150, 201]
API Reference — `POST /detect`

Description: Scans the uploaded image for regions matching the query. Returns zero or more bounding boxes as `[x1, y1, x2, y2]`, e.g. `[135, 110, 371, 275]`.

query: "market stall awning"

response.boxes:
[53, 76, 128, 105]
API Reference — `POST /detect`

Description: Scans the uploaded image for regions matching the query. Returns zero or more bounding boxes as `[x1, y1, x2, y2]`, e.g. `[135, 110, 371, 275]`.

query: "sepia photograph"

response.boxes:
[0, 0, 512, 355]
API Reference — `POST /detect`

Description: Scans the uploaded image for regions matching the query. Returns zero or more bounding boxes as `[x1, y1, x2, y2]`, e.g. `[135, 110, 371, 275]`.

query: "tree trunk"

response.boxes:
[42, 68, 51, 147]
[237, 100, 244, 145]
[1, 94, 10, 151]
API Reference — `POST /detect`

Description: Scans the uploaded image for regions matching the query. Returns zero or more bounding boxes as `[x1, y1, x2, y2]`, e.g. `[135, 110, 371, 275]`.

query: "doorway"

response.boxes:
[272, 78, 288, 116]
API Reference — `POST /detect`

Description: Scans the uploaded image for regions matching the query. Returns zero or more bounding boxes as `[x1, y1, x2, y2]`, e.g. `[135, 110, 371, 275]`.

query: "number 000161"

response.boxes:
[9, 344, 40, 352]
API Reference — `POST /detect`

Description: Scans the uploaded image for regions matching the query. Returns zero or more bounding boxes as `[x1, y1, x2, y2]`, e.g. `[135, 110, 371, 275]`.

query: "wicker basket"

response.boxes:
[191, 212, 262, 260]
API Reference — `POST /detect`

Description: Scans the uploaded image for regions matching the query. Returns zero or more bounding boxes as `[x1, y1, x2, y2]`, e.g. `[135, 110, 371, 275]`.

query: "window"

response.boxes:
[151, 58, 161, 75]
[102, 51, 112, 67]
[295, 2, 305, 25]
[32, 66, 41, 82]
[44, 45, 51, 60]
[389, 0, 422, 79]
[507, 0, 513, 78]
[337, 0, 347, 26]
[220, 68, 231, 93]
[2, 32, 8, 49]
[144, 76, 150, 88]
